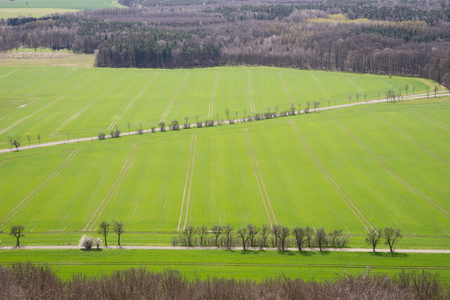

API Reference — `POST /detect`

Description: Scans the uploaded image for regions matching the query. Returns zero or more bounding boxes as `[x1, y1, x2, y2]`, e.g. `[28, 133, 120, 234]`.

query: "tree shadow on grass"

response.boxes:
[370, 252, 408, 258]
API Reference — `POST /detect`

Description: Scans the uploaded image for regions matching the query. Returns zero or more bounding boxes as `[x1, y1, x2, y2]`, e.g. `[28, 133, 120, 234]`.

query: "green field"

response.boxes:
[0, 66, 442, 148]
[0, 250, 449, 281]
[0, 0, 124, 18]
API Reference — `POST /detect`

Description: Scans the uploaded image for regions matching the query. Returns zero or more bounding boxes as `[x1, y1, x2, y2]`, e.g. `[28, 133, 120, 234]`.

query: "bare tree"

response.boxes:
[328, 229, 348, 248]
[434, 85, 438, 97]
[211, 225, 223, 247]
[225, 108, 230, 120]
[128, 122, 131, 133]
[196, 225, 208, 247]
[363, 92, 367, 102]
[426, 86, 430, 98]
[292, 227, 306, 251]
[348, 95, 352, 103]
[10, 225, 25, 247]
[314, 228, 328, 251]
[98, 221, 110, 247]
[305, 226, 314, 248]
[412, 85, 416, 95]
[365, 228, 382, 252]
[223, 225, 234, 248]
[275, 226, 290, 251]
[237, 227, 250, 250]
[12, 140, 20, 151]
[383, 227, 402, 253]
[159, 121, 166, 132]
[112, 220, 124, 247]
[405, 84, 409, 95]
[8, 136, 13, 149]
[247, 224, 260, 247]
[355, 93, 360, 103]
[183, 225, 196, 247]
[259, 224, 270, 248]
[37, 134, 41, 144]
[184, 117, 190, 129]
[27, 135, 30, 146]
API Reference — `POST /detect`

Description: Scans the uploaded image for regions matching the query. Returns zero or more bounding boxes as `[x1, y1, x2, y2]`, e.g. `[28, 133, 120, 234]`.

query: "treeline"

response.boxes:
[0, 1, 449, 87]
[1, 263, 449, 299]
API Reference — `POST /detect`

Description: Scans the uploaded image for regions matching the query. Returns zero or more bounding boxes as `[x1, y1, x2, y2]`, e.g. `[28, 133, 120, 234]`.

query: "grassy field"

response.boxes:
[0, 0, 124, 18]
[0, 249, 449, 281]
[0, 66, 442, 148]
[0, 96, 448, 248]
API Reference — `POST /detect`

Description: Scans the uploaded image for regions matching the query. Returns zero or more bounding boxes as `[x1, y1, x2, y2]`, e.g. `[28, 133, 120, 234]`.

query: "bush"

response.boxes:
[79, 235, 101, 250]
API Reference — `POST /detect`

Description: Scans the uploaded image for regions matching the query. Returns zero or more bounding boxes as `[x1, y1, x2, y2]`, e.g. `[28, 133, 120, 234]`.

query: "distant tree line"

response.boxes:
[0, 1, 448, 87]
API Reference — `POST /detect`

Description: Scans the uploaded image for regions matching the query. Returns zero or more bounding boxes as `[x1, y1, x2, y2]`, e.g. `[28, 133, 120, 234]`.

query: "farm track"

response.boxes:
[278, 72, 294, 105]
[0, 92, 448, 154]
[160, 72, 190, 123]
[345, 77, 364, 94]
[289, 121, 373, 232]
[369, 110, 449, 167]
[0, 149, 79, 230]
[0, 160, 7, 168]
[243, 128, 277, 228]
[208, 71, 221, 118]
[0, 70, 17, 79]
[1, 245, 450, 254]
[331, 115, 450, 221]
[0, 71, 98, 136]
[109, 72, 159, 130]
[51, 71, 131, 137]
[177, 133, 197, 231]
[248, 70, 256, 113]
[409, 108, 449, 132]
[83, 141, 141, 231]
[311, 73, 330, 100]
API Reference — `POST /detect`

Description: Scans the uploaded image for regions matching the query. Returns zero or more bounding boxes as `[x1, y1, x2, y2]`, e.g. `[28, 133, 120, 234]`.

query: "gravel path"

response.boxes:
[0, 245, 449, 253]
[1, 91, 448, 155]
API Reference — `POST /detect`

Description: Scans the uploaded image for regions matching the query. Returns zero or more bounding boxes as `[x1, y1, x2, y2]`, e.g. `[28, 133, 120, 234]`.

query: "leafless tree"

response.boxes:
[314, 228, 328, 251]
[37, 134, 41, 144]
[10, 225, 25, 247]
[159, 121, 166, 132]
[275, 226, 290, 251]
[259, 224, 270, 248]
[292, 227, 306, 251]
[355, 93, 360, 103]
[225, 108, 230, 120]
[211, 225, 223, 247]
[183, 225, 196, 247]
[223, 225, 234, 248]
[305, 226, 314, 248]
[247, 224, 260, 247]
[196, 225, 208, 247]
[434, 85, 438, 97]
[237, 227, 250, 250]
[365, 228, 382, 252]
[112, 221, 124, 247]
[27, 135, 30, 146]
[12, 140, 20, 151]
[328, 228, 348, 248]
[383, 227, 402, 253]
[98, 221, 110, 247]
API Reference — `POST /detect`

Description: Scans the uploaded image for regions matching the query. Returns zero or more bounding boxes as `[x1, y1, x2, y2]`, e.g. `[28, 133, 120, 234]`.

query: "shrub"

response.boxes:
[79, 235, 99, 250]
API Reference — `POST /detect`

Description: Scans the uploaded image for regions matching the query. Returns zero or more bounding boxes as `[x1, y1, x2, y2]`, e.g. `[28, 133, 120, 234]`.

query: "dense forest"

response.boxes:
[0, 0, 449, 87]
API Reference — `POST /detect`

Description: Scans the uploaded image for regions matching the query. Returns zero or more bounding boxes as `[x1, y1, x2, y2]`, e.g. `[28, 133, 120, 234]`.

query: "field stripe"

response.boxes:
[208, 71, 221, 118]
[50, 72, 131, 137]
[409, 108, 449, 132]
[0, 160, 7, 168]
[0, 70, 17, 79]
[83, 142, 141, 231]
[310, 73, 330, 100]
[0, 72, 97, 136]
[243, 128, 277, 228]
[183, 134, 197, 231]
[278, 72, 294, 105]
[160, 72, 190, 123]
[248, 71, 256, 113]
[345, 77, 364, 93]
[109, 72, 160, 130]
[289, 121, 372, 232]
[0, 149, 79, 229]
[369, 110, 449, 167]
[177, 134, 195, 231]
[331, 115, 450, 220]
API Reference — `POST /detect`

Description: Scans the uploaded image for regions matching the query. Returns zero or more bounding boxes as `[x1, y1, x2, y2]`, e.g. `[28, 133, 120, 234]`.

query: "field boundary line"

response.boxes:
[109, 72, 160, 130]
[208, 71, 221, 118]
[50, 72, 131, 137]
[0, 149, 79, 229]
[345, 77, 364, 93]
[278, 72, 294, 105]
[409, 108, 449, 132]
[310, 73, 330, 100]
[84, 142, 141, 231]
[248, 70, 256, 113]
[289, 121, 372, 232]
[243, 128, 275, 228]
[369, 110, 449, 167]
[331, 115, 450, 220]
[0, 72, 97, 136]
[183, 134, 197, 231]
[177, 134, 195, 231]
[160, 72, 190, 123]
[0, 70, 17, 79]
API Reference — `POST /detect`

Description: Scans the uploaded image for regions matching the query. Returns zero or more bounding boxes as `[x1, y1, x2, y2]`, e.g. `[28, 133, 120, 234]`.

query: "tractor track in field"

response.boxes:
[0, 92, 448, 154]
[0, 160, 7, 168]
[409, 108, 449, 132]
[369, 110, 449, 167]
[208, 71, 221, 118]
[278, 72, 294, 105]
[289, 121, 373, 232]
[0, 149, 79, 230]
[243, 128, 277, 228]
[51, 71, 131, 137]
[0, 72, 98, 136]
[310, 73, 330, 101]
[109, 72, 159, 130]
[1, 245, 450, 254]
[248, 70, 256, 113]
[177, 133, 197, 231]
[160, 72, 190, 123]
[331, 115, 450, 221]
[0, 70, 17, 79]
[83, 141, 141, 232]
